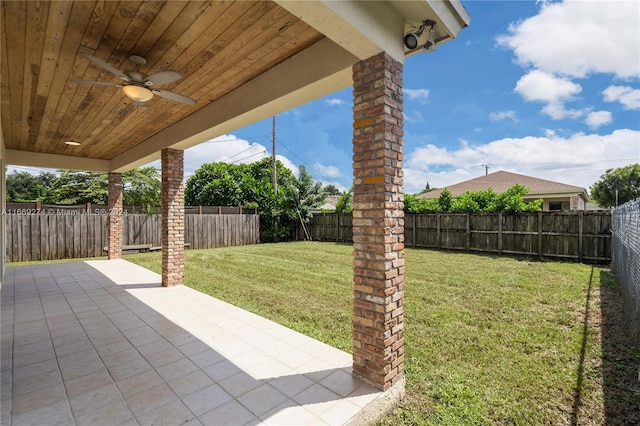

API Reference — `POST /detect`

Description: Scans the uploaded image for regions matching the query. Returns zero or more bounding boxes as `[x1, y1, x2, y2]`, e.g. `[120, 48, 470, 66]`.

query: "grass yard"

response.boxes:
[125, 242, 640, 425]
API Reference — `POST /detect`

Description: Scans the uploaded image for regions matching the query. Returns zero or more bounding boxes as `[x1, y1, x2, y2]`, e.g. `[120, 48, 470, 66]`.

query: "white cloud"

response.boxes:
[313, 162, 343, 178]
[404, 88, 430, 104]
[489, 110, 519, 123]
[497, 1, 640, 79]
[404, 111, 424, 123]
[603, 85, 640, 110]
[276, 155, 299, 177]
[403, 129, 640, 193]
[541, 102, 584, 120]
[585, 111, 613, 129]
[142, 134, 297, 180]
[325, 98, 347, 107]
[404, 168, 474, 194]
[514, 70, 581, 103]
[514, 70, 586, 120]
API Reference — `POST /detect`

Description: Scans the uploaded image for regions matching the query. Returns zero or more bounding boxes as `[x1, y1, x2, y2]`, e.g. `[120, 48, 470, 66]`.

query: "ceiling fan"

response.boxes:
[72, 53, 197, 106]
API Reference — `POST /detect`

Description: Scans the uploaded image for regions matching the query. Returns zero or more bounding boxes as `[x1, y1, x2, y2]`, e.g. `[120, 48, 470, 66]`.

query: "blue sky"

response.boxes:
[180, 0, 639, 195]
[10, 1, 638, 196]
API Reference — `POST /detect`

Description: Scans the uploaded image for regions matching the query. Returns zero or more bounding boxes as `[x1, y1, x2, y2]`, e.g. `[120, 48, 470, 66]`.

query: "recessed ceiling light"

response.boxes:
[65, 141, 81, 146]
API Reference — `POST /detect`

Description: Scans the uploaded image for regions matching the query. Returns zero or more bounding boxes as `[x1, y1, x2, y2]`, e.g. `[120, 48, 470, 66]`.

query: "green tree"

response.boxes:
[334, 188, 353, 213]
[289, 165, 326, 223]
[185, 162, 244, 206]
[185, 159, 325, 241]
[123, 166, 161, 211]
[438, 189, 453, 211]
[494, 184, 542, 213]
[403, 185, 541, 213]
[6, 170, 55, 202]
[419, 182, 435, 194]
[46, 170, 108, 204]
[590, 163, 640, 208]
[46, 167, 162, 207]
[323, 184, 341, 195]
[404, 193, 441, 213]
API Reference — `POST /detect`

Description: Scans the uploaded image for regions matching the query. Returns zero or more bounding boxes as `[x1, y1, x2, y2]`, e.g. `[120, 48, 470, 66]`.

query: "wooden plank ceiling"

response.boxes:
[1, 1, 323, 162]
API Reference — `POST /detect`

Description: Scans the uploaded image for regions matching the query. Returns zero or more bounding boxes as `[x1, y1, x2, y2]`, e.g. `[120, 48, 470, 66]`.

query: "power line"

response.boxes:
[276, 138, 335, 184]
[231, 150, 268, 164]
[224, 145, 260, 163]
[203, 133, 272, 144]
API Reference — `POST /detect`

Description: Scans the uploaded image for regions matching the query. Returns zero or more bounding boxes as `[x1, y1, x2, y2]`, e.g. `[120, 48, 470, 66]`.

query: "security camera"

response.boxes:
[403, 33, 421, 50]
[403, 20, 437, 51]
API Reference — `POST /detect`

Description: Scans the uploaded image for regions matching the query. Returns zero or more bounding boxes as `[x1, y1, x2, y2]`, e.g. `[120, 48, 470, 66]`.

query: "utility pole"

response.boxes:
[272, 116, 277, 195]
[480, 164, 491, 175]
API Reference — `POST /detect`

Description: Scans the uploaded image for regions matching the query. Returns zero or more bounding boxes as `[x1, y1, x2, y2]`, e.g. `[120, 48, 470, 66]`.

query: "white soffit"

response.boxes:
[276, 0, 405, 62]
[5, 150, 110, 172]
[394, 0, 470, 43]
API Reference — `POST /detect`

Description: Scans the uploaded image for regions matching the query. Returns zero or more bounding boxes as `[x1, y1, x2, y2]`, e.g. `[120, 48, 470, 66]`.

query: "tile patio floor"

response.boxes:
[1, 259, 395, 425]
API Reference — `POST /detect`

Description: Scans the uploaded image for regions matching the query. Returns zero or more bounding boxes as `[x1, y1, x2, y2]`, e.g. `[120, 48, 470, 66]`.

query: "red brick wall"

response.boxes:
[107, 173, 123, 259]
[351, 52, 405, 391]
[161, 148, 185, 287]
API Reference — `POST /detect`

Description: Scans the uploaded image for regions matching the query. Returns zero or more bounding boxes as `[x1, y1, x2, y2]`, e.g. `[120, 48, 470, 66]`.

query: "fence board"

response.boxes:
[6, 213, 259, 262]
[304, 211, 611, 263]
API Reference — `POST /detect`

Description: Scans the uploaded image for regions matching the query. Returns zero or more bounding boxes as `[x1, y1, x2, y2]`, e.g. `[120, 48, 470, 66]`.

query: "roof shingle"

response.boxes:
[416, 171, 587, 200]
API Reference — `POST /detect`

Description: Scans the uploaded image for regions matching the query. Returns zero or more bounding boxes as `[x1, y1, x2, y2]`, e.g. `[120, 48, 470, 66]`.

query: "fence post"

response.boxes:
[412, 214, 417, 248]
[538, 211, 543, 260]
[578, 211, 584, 263]
[336, 213, 340, 243]
[466, 213, 470, 252]
[498, 211, 503, 255]
[437, 213, 441, 249]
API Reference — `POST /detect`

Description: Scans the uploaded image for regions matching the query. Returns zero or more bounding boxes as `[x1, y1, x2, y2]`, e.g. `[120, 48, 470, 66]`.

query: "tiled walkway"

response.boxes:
[1, 259, 397, 425]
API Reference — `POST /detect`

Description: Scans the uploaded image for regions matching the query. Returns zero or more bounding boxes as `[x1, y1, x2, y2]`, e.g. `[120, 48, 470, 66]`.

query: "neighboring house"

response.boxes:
[416, 171, 589, 211]
[312, 195, 340, 213]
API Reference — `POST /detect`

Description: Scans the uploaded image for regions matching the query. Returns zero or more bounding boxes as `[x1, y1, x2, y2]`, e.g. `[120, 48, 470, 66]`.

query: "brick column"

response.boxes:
[161, 148, 185, 287]
[107, 173, 123, 259]
[352, 52, 405, 391]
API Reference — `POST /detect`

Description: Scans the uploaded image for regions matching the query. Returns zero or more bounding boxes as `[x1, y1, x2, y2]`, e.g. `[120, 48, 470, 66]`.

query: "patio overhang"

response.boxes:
[1, 0, 469, 174]
[1, 0, 470, 415]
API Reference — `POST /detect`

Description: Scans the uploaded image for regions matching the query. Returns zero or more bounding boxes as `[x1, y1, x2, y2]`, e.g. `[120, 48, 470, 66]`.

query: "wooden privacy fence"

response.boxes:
[6, 202, 257, 215]
[305, 211, 612, 263]
[6, 213, 260, 262]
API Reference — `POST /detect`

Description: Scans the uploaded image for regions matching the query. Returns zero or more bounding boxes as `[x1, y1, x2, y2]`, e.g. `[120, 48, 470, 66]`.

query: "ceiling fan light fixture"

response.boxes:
[122, 85, 153, 102]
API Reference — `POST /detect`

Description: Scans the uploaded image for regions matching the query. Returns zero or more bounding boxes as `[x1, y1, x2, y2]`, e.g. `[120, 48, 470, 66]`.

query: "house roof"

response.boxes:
[416, 171, 589, 201]
[0, 1, 470, 174]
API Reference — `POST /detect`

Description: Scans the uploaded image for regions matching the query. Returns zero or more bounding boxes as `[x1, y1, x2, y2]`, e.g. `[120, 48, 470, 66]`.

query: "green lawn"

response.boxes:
[124, 241, 639, 425]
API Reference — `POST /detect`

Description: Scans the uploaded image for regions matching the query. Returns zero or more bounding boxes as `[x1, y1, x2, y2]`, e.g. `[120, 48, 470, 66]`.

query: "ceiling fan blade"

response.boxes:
[71, 79, 124, 87]
[152, 89, 197, 105]
[145, 70, 182, 86]
[81, 53, 130, 82]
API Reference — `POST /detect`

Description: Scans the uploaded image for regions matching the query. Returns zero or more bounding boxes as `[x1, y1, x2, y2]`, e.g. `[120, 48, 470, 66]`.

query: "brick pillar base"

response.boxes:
[107, 173, 123, 259]
[352, 52, 405, 391]
[161, 148, 185, 287]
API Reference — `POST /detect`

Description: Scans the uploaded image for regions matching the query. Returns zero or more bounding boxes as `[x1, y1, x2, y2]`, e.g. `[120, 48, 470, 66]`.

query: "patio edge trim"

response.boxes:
[345, 378, 405, 426]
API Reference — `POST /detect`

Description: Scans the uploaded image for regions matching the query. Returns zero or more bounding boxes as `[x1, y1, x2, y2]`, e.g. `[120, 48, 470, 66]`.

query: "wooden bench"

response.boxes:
[103, 244, 153, 253]
[103, 243, 191, 253]
[149, 243, 190, 251]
